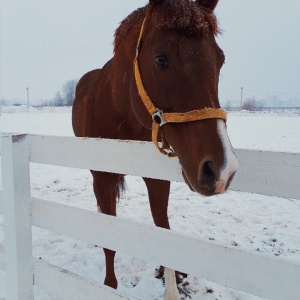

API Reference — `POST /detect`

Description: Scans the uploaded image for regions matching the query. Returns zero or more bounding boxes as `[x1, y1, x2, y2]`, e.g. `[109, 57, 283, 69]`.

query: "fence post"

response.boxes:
[1, 134, 33, 300]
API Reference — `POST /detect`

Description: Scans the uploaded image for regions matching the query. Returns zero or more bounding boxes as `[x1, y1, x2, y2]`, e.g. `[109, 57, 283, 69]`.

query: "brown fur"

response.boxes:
[72, 0, 237, 294]
[114, 2, 220, 53]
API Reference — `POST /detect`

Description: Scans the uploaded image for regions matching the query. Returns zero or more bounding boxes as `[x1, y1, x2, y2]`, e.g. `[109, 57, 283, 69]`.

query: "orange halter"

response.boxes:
[134, 16, 227, 157]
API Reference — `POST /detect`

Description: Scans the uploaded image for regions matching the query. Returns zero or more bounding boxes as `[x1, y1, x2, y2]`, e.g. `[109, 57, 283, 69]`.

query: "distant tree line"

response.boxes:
[224, 97, 264, 111]
[54, 79, 78, 106]
[241, 98, 263, 111]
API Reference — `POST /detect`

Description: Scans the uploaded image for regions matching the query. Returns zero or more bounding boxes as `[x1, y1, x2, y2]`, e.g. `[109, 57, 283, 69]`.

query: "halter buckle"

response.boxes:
[152, 109, 166, 126]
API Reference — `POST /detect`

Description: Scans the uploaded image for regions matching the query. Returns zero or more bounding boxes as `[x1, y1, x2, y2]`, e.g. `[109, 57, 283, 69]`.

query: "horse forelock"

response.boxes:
[114, 1, 220, 54]
[153, 1, 220, 36]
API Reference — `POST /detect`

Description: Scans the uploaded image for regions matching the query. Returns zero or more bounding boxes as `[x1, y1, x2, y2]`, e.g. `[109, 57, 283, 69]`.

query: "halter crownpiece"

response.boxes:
[134, 15, 227, 157]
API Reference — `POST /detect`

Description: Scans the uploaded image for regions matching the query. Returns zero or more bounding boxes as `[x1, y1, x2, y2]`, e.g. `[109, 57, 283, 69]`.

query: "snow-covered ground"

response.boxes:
[0, 107, 300, 300]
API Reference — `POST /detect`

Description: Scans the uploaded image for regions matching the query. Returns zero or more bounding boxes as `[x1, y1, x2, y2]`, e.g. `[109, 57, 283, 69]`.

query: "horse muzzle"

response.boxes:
[182, 150, 238, 197]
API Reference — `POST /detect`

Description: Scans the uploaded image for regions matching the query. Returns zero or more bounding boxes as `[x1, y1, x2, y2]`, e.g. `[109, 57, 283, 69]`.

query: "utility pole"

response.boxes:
[240, 87, 244, 110]
[26, 87, 30, 112]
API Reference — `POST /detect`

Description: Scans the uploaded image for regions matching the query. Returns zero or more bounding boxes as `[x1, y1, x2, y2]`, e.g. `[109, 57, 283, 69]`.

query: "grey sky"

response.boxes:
[1, 0, 300, 105]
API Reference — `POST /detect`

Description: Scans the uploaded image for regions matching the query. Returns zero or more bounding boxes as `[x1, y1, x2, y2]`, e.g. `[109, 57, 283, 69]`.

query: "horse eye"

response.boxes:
[155, 55, 168, 69]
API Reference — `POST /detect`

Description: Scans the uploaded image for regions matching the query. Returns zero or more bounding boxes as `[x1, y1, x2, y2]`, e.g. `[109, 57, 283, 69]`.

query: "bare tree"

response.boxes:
[224, 100, 232, 111]
[53, 79, 78, 106]
[54, 91, 64, 106]
[62, 80, 77, 106]
[242, 97, 263, 111]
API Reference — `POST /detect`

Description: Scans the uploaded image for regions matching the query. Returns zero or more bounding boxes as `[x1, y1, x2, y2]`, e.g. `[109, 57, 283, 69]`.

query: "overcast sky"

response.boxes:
[1, 0, 300, 104]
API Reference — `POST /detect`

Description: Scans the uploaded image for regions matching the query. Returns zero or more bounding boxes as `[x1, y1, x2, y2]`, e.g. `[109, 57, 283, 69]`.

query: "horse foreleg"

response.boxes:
[143, 178, 170, 229]
[143, 178, 181, 300]
[103, 249, 117, 288]
[92, 171, 123, 289]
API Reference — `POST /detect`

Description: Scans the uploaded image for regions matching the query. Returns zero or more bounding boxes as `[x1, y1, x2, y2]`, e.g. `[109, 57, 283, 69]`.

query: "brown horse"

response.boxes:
[72, 0, 238, 298]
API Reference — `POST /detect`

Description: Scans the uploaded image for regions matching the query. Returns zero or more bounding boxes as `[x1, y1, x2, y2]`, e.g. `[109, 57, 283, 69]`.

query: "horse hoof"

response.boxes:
[175, 271, 188, 284]
[163, 290, 181, 300]
[104, 277, 118, 289]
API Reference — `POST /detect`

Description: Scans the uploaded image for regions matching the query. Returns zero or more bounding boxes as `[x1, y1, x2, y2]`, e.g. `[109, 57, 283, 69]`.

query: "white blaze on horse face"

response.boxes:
[216, 120, 238, 193]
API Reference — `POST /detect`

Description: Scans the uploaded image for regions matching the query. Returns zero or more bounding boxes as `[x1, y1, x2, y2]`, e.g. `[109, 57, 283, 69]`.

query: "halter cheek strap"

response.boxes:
[134, 16, 227, 157]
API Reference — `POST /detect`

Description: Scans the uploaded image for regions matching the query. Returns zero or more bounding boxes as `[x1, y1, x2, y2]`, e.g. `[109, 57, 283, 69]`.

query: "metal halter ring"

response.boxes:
[152, 109, 166, 126]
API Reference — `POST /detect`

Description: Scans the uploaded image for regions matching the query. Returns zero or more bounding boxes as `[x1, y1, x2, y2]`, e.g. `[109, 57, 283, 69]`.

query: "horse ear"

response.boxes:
[149, 0, 165, 5]
[196, 0, 219, 11]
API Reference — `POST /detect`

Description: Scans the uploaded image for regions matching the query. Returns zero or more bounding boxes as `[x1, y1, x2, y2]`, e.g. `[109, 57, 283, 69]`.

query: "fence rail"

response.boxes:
[34, 259, 131, 300]
[1, 133, 300, 300]
[32, 197, 300, 300]
[19, 134, 300, 199]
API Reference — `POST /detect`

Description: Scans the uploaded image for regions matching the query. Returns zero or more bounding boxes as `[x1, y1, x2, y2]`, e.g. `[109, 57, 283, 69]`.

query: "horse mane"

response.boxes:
[114, 7, 146, 53]
[114, 1, 221, 53]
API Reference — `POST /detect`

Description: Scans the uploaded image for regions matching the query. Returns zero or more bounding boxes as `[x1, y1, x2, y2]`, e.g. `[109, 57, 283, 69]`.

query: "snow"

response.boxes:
[0, 107, 300, 299]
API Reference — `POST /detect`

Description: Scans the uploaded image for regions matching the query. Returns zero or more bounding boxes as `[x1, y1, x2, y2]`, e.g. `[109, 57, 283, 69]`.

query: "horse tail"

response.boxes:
[117, 176, 127, 200]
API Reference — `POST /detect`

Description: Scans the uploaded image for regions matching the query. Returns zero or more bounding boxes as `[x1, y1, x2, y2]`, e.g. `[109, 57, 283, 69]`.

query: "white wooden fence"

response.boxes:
[0, 133, 299, 300]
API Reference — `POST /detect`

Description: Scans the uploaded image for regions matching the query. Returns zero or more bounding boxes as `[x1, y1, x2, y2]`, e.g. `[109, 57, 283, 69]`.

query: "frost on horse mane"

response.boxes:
[114, 0, 220, 53]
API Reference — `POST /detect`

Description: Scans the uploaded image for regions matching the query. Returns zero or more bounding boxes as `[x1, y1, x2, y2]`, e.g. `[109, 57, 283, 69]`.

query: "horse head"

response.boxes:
[128, 0, 238, 196]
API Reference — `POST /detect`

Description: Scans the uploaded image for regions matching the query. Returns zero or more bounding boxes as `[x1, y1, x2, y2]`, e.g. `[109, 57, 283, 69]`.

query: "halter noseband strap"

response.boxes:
[134, 15, 227, 157]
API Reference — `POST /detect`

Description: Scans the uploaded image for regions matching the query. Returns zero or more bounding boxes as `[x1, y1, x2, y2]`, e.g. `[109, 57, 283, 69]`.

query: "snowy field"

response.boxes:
[0, 107, 300, 300]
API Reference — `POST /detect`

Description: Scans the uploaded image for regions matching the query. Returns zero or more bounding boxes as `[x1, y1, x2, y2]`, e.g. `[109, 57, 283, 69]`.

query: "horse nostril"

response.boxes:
[225, 171, 236, 190]
[200, 161, 216, 188]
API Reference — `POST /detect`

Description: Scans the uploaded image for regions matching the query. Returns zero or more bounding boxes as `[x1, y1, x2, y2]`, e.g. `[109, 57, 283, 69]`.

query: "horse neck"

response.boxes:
[104, 27, 150, 141]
